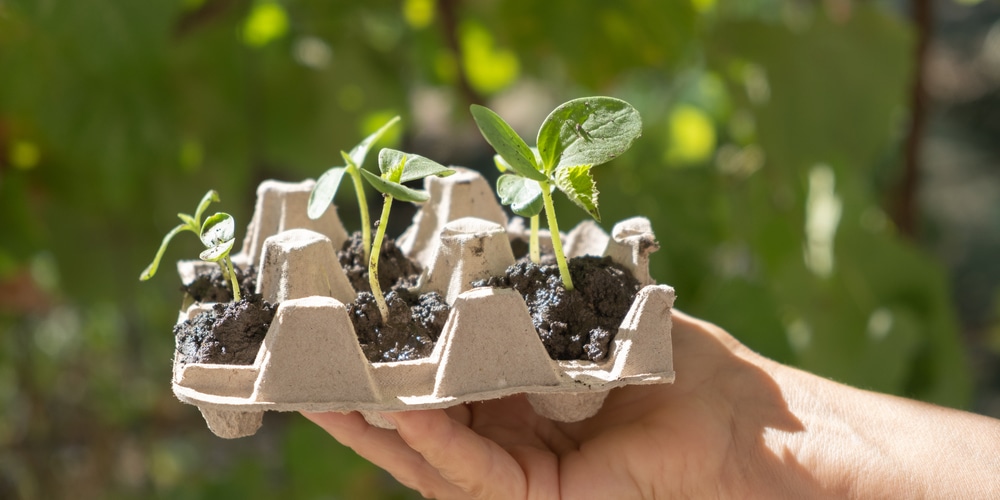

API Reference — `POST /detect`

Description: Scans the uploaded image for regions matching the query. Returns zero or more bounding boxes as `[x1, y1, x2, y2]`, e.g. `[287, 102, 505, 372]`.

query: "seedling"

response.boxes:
[494, 151, 544, 263]
[199, 212, 241, 302]
[307, 116, 401, 261]
[471, 96, 642, 290]
[140, 189, 220, 281]
[362, 148, 455, 320]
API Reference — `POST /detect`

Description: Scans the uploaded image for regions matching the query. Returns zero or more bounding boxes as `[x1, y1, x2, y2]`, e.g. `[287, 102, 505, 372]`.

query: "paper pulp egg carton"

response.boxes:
[172, 169, 675, 438]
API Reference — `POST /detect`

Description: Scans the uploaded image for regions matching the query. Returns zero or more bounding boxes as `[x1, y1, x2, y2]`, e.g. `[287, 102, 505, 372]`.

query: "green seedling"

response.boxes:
[471, 96, 642, 290]
[140, 189, 220, 281]
[494, 151, 545, 264]
[362, 148, 455, 321]
[307, 116, 401, 261]
[198, 212, 241, 302]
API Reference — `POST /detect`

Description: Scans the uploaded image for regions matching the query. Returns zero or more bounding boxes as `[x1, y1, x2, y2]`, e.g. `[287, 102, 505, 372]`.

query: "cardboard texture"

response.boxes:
[172, 172, 675, 438]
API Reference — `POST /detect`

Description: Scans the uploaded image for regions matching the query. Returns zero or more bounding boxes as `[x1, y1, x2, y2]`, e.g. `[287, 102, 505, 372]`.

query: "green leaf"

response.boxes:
[194, 190, 221, 222]
[377, 148, 455, 183]
[199, 238, 235, 262]
[470, 104, 546, 181]
[553, 164, 600, 221]
[307, 166, 347, 220]
[139, 224, 189, 281]
[177, 213, 198, 228]
[497, 174, 544, 217]
[494, 148, 541, 174]
[359, 168, 430, 203]
[348, 115, 400, 168]
[200, 212, 236, 249]
[537, 96, 642, 172]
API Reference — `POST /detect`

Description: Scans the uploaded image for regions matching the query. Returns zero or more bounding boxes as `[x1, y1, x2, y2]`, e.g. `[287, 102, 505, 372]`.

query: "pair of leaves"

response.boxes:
[140, 189, 220, 281]
[362, 148, 455, 202]
[471, 96, 642, 222]
[307, 116, 401, 220]
[199, 212, 236, 263]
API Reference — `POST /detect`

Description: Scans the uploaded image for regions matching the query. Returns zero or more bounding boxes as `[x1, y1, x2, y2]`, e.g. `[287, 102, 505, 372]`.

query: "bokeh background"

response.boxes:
[2, 0, 1000, 497]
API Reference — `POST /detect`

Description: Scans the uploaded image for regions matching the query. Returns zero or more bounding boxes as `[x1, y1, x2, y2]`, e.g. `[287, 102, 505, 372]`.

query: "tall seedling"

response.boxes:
[470, 96, 642, 290]
[361, 148, 455, 321]
[307, 116, 401, 261]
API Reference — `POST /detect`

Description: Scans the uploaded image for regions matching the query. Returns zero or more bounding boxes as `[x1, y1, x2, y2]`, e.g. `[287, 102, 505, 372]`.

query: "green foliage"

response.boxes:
[139, 190, 219, 281]
[308, 115, 401, 261]
[471, 97, 642, 289]
[364, 148, 455, 319]
[0, 1, 981, 497]
[198, 212, 241, 303]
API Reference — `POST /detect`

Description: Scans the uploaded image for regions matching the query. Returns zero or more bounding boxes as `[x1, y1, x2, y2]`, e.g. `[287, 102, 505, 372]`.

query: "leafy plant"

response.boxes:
[362, 148, 455, 320]
[139, 189, 220, 281]
[307, 116, 401, 261]
[198, 212, 241, 302]
[494, 151, 544, 263]
[470, 96, 642, 290]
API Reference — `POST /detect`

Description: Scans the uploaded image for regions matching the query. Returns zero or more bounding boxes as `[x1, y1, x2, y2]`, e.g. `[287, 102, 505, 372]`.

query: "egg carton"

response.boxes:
[172, 170, 675, 438]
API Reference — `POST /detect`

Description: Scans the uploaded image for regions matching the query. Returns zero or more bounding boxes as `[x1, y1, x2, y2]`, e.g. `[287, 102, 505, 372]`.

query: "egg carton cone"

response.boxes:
[171, 171, 675, 439]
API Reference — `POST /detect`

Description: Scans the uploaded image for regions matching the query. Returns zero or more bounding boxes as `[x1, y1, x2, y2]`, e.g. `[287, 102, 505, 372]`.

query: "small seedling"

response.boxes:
[471, 96, 642, 290]
[140, 189, 220, 281]
[362, 148, 455, 321]
[199, 212, 241, 302]
[307, 116, 401, 261]
[494, 151, 545, 263]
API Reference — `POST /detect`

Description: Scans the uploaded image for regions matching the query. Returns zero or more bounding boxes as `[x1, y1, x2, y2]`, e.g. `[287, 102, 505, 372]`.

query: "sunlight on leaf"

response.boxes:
[665, 104, 716, 165]
[242, 1, 289, 48]
[691, 0, 716, 13]
[179, 138, 202, 172]
[460, 21, 519, 95]
[403, 0, 435, 29]
[10, 140, 40, 170]
[803, 164, 841, 278]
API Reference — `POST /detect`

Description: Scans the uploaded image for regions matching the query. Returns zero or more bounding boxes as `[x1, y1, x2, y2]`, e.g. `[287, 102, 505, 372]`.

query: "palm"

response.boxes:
[305, 311, 784, 499]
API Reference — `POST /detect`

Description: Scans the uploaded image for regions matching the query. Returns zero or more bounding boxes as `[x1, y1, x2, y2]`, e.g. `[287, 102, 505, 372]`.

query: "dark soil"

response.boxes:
[174, 294, 277, 365]
[182, 264, 257, 303]
[349, 289, 450, 363]
[473, 256, 640, 362]
[338, 232, 422, 293]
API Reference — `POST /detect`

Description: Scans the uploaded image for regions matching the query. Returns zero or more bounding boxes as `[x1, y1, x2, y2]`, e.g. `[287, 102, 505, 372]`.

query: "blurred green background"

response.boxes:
[2, 0, 1000, 497]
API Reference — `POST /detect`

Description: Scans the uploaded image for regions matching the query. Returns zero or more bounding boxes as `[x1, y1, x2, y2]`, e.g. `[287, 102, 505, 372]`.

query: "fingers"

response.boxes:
[301, 411, 468, 498]
[390, 409, 530, 499]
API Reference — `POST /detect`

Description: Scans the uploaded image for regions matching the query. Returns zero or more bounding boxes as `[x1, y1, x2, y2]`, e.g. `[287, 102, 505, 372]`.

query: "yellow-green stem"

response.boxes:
[540, 181, 574, 290]
[348, 165, 372, 261]
[529, 215, 540, 264]
[224, 256, 241, 302]
[369, 194, 393, 322]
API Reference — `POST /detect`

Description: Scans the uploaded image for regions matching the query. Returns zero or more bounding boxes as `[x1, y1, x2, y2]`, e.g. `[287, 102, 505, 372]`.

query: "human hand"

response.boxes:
[303, 311, 806, 499]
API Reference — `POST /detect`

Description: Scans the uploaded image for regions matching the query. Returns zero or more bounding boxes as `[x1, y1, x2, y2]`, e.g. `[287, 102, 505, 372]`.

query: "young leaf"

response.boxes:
[194, 190, 221, 222]
[378, 148, 455, 183]
[348, 115, 401, 168]
[307, 166, 347, 219]
[497, 174, 544, 217]
[359, 168, 430, 203]
[200, 212, 236, 249]
[554, 164, 601, 222]
[537, 96, 642, 172]
[199, 238, 235, 262]
[139, 224, 188, 281]
[470, 105, 547, 182]
[177, 213, 198, 227]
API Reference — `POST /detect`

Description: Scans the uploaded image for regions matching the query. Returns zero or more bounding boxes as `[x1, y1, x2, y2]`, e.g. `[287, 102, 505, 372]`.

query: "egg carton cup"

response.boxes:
[172, 171, 675, 438]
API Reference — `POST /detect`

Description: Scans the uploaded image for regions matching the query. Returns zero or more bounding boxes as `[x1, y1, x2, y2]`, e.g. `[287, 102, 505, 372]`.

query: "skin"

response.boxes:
[303, 310, 1000, 499]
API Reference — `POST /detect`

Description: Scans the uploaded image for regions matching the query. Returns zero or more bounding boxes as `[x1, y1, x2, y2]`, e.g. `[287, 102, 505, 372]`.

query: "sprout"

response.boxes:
[140, 190, 220, 281]
[361, 148, 455, 321]
[198, 212, 241, 302]
[470, 96, 642, 290]
[307, 116, 401, 262]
